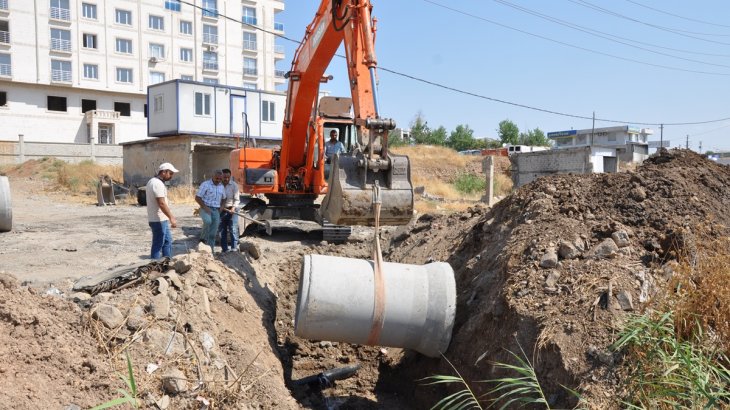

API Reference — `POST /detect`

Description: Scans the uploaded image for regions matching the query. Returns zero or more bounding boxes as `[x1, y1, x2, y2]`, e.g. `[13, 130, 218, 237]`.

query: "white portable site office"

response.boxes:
[146, 80, 285, 142]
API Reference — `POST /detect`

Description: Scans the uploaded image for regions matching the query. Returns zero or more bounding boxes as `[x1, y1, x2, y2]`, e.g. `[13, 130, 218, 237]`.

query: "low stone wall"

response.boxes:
[511, 147, 593, 188]
[0, 137, 122, 165]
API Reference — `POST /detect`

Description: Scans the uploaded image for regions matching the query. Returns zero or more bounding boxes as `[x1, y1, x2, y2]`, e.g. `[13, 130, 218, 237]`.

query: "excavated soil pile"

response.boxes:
[0, 250, 299, 409]
[384, 149, 730, 408]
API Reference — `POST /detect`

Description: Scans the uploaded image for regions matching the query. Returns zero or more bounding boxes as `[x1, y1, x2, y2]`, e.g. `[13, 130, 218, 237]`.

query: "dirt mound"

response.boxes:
[385, 149, 730, 408]
[0, 251, 297, 409]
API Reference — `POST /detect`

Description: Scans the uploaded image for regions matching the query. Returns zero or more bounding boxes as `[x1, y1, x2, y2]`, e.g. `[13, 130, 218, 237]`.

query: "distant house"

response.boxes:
[506, 145, 549, 155]
[547, 125, 652, 164]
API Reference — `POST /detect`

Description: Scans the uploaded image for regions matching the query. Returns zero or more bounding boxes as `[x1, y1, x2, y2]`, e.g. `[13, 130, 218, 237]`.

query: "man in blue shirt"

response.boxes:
[325, 129, 345, 164]
[195, 170, 226, 249]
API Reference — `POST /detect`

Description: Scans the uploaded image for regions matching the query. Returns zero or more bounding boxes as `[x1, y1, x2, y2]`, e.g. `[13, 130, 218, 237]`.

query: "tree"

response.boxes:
[388, 129, 406, 147]
[428, 126, 448, 146]
[498, 120, 519, 145]
[519, 128, 552, 147]
[410, 113, 431, 145]
[446, 124, 476, 151]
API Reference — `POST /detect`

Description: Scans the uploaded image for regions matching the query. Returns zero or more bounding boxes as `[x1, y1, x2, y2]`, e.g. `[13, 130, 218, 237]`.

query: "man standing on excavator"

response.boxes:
[324, 130, 345, 164]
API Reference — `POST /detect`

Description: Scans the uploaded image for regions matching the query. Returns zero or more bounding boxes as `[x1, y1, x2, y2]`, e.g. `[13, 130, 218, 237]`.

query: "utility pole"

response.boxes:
[660, 124, 664, 149]
[686, 135, 689, 150]
[591, 111, 595, 146]
[699, 141, 703, 153]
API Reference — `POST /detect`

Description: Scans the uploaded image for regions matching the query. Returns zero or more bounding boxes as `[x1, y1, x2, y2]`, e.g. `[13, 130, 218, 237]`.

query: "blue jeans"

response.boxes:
[199, 207, 221, 248]
[219, 211, 239, 252]
[149, 220, 172, 259]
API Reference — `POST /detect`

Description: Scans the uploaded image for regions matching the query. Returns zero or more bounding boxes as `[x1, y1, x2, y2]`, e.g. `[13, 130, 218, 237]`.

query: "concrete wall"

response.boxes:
[0, 138, 122, 165]
[122, 136, 191, 187]
[511, 147, 593, 188]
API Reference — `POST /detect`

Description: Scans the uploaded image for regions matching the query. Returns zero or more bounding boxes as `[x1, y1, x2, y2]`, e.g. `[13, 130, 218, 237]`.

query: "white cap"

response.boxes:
[158, 162, 179, 173]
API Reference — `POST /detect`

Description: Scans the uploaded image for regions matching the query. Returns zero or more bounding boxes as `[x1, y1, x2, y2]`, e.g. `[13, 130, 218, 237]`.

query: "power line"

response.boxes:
[493, 0, 730, 68]
[176, 0, 730, 128]
[419, 0, 730, 76]
[623, 0, 730, 30]
[568, 0, 730, 43]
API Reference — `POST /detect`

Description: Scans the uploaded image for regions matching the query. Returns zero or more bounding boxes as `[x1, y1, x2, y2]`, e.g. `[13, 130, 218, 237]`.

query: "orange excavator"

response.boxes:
[230, 0, 413, 240]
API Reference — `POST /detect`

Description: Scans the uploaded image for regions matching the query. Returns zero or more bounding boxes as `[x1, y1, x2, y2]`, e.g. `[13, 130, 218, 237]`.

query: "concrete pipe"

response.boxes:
[295, 254, 456, 357]
[0, 176, 11, 232]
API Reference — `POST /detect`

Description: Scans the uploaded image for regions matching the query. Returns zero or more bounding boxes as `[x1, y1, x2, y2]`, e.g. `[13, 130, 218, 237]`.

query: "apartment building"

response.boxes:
[0, 0, 286, 144]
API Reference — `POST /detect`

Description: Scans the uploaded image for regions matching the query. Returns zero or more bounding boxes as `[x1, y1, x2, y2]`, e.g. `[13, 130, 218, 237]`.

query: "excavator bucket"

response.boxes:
[320, 154, 414, 226]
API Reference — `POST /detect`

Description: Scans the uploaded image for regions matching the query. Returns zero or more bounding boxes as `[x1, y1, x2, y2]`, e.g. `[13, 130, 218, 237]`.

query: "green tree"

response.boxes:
[519, 128, 552, 147]
[498, 120, 519, 145]
[446, 124, 476, 151]
[388, 129, 406, 147]
[428, 125, 448, 146]
[410, 113, 431, 145]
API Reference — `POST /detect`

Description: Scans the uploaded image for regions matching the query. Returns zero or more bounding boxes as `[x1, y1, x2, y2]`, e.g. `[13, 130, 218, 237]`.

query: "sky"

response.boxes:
[274, 0, 730, 152]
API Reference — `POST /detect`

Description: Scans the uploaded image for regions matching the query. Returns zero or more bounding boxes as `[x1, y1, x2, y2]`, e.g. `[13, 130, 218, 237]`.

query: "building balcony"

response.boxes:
[85, 110, 120, 123]
[51, 69, 72, 82]
[274, 22, 284, 31]
[0, 63, 10, 77]
[243, 67, 257, 76]
[202, 8, 218, 19]
[0, 0, 8, 11]
[243, 16, 257, 26]
[202, 33, 218, 45]
[50, 7, 71, 21]
[0, 30, 8, 44]
[275, 70, 286, 78]
[274, 44, 284, 54]
[203, 60, 218, 71]
[51, 38, 72, 52]
[243, 40, 256, 51]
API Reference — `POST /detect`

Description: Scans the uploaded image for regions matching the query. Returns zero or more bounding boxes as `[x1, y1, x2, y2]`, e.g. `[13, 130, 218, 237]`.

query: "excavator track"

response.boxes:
[321, 221, 352, 243]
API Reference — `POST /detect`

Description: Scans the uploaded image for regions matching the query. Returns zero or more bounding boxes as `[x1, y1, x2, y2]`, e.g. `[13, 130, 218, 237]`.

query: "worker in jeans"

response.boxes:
[219, 168, 240, 252]
[195, 170, 226, 249]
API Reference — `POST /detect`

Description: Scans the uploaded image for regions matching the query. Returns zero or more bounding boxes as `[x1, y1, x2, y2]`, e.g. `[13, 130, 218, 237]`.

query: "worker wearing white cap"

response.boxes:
[146, 162, 178, 259]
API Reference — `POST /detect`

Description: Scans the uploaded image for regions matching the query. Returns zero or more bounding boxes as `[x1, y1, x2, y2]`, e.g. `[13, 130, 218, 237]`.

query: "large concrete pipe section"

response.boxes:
[295, 254, 456, 357]
[0, 176, 11, 232]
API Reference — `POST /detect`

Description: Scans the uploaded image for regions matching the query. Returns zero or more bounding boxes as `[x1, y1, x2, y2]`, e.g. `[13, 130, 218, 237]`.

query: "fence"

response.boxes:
[0, 136, 123, 165]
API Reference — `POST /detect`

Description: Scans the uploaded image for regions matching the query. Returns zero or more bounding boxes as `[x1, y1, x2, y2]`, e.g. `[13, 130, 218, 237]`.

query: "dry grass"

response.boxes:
[168, 185, 197, 205]
[392, 145, 476, 170]
[671, 229, 730, 353]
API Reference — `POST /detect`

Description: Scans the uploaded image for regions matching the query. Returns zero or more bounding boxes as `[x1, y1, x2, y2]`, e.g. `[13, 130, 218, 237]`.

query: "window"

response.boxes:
[116, 67, 133, 83]
[180, 74, 193, 80]
[81, 3, 97, 19]
[0, 21, 8, 44]
[179, 20, 192, 35]
[243, 32, 256, 51]
[149, 43, 165, 59]
[149, 71, 165, 85]
[262, 100, 275, 122]
[50, 28, 71, 52]
[179, 47, 192, 62]
[47, 95, 67, 112]
[202, 24, 217, 44]
[50, 0, 70, 20]
[143, 104, 147, 118]
[0, 53, 10, 76]
[153, 94, 164, 113]
[243, 82, 257, 90]
[164, 1, 180, 12]
[203, 77, 218, 84]
[0, 91, 7, 106]
[51, 59, 71, 82]
[203, 51, 217, 70]
[83, 63, 98, 79]
[194, 92, 211, 115]
[82, 33, 97, 49]
[202, 0, 217, 17]
[115, 9, 132, 25]
[81, 99, 96, 113]
[148, 15, 164, 31]
[243, 57, 257, 76]
[242, 6, 256, 25]
[114, 102, 130, 117]
[115, 38, 132, 54]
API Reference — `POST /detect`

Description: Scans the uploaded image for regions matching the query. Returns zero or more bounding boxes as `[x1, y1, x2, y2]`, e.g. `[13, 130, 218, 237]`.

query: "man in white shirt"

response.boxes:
[324, 129, 346, 164]
[219, 168, 241, 252]
[146, 162, 178, 259]
[195, 170, 226, 249]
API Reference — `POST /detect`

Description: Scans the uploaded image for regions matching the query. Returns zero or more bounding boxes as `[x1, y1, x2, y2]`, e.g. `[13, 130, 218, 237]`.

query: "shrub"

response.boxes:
[453, 173, 485, 195]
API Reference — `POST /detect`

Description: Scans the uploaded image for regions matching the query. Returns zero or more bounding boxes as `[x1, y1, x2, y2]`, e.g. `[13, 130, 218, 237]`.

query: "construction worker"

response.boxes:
[324, 129, 345, 163]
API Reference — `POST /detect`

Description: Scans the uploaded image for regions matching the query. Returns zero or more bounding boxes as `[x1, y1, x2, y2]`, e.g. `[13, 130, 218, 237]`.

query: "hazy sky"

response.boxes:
[275, 0, 730, 152]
